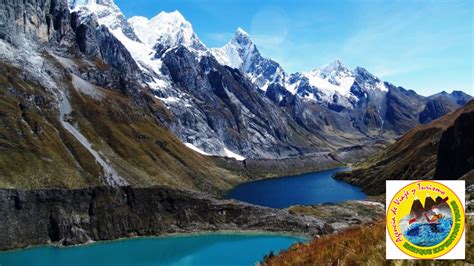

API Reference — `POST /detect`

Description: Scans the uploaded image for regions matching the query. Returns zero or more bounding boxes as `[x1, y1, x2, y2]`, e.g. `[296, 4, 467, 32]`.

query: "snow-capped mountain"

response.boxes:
[211, 28, 286, 91]
[287, 61, 388, 110]
[68, 1, 205, 78]
[68, 1, 258, 159]
[69, 0, 174, 92]
[212, 30, 388, 111]
[63, 0, 471, 159]
[68, 0, 141, 42]
[128, 11, 207, 57]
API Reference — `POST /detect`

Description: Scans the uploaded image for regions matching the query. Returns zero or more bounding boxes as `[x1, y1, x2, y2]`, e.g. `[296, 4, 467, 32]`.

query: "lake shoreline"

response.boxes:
[213, 144, 383, 196]
[226, 167, 367, 208]
[0, 185, 329, 252]
[225, 166, 350, 193]
[0, 185, 383, 252]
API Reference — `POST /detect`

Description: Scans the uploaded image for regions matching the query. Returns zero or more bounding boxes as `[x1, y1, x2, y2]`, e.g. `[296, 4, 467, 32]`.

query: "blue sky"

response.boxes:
[115, 0, 473, 96]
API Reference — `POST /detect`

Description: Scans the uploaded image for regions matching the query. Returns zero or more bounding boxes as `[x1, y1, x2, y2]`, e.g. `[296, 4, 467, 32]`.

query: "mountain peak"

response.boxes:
[210, 26, 286, 92]
[235, 27, 250, 37]
[320, 59, 347, 74]
[69, 0, 119, 12]
[308, 59, 351, 81]
[231, 27, 253, 47]
[68, 0, 141, 42]
[128, 11, 206, 53]
[332, 58, 343, 67]
[151, 10, 187, 25]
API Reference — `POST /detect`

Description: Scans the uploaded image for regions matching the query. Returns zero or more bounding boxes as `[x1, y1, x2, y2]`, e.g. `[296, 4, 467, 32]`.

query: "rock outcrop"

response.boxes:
[419, 97, 457, 124]
[0, 0, 71, 44]
[434, 109, 474, 180]
[159, 46, 329, 158]
[0, 186, 332, 251]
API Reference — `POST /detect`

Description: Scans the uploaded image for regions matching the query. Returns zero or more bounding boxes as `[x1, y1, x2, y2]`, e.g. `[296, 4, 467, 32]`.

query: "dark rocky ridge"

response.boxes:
[419, 97, 456, 124]
[335, 100, 474, 195]
[0, 185, 335, 251]
[434, 110, 474, 180]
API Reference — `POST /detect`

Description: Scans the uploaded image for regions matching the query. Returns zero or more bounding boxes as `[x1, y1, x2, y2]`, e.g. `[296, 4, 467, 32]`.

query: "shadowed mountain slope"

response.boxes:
[335, 100, 474, 195]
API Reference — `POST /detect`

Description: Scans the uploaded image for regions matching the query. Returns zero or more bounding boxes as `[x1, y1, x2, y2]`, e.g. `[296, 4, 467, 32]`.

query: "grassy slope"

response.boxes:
[263, 218, 473, 265]
[0, 51, 350, 194]
[68, 81, 245, 192]
[0, 62, 102, 189]
[0, 55, 246, 194]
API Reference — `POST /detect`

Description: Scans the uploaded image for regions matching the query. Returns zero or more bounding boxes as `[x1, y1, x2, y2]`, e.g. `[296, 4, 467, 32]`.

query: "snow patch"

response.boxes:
[108, 28, 172, 90]
[69, 0, 124, 31]
[224, 148, 245, 161]
[184, 143, 211, 156]
[305, 61, 355, 97]
[375, 81, 388, 92]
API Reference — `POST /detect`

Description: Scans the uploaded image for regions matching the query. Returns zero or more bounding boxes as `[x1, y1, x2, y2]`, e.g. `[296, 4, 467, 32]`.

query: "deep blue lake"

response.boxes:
[226, 167, 367, 208]
[0, 234, 304, 266]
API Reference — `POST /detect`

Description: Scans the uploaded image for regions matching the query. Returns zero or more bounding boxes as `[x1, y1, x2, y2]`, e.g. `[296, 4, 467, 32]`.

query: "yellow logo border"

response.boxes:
[386, 180, 465, 259]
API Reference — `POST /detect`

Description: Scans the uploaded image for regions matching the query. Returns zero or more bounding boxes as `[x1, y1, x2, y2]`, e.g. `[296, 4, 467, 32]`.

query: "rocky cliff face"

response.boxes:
[418, 97, 457, 124]
[0, 186, 332, 251]
[418, 91, 472, 124]
[159, 47, 329, 158]
[383, 84, 426, 135]
[0, 0, 70, 44]
[434, 110, 474, 180]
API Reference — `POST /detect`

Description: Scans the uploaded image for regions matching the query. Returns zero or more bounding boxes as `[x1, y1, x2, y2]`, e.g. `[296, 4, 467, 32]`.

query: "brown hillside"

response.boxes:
[0, 57, 245, 194]
[335, 100, 474, 195]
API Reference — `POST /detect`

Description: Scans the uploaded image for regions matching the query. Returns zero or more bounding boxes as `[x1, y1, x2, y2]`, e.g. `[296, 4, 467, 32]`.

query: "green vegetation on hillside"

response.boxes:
[0, 62, 102, 189]
[0, 55, 246, 194]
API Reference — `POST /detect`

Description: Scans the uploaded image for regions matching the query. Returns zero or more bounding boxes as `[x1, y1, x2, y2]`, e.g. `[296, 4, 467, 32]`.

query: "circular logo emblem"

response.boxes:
[386, 180, 465, 259]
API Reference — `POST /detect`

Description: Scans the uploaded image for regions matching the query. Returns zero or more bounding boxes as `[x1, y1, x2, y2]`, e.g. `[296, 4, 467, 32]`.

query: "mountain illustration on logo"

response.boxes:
[424, 193, 437, 211]
[408, 194, 450, 225]
[410, 196, 425, 218]
[435, 195, 450, 206]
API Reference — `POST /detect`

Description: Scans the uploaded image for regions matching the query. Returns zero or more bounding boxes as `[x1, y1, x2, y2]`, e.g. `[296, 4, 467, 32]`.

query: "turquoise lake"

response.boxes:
[0, 234, 304, 266]
[0, 168, 366, 265]
[227, 167, 367, 208]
